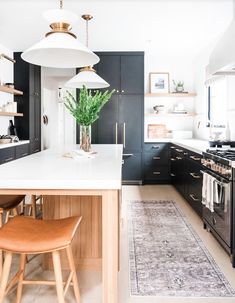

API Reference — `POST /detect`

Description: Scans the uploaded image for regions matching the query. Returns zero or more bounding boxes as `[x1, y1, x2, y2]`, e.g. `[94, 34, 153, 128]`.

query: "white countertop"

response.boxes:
[0, 144, 123, 190]
[0, 140, 29, 150]
[145, 138, 209, 155]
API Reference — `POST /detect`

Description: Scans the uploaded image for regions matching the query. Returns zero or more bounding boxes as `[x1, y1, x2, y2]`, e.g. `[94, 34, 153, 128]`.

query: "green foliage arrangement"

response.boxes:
[64, 86, 114, 126]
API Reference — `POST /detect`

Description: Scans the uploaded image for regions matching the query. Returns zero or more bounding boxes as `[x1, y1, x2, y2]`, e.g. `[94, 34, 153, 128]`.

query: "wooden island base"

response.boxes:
[43, 195, 102, 271]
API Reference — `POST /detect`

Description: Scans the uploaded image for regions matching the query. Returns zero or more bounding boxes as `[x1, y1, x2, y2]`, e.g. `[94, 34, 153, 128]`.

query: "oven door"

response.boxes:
[202, 170, 232, 248]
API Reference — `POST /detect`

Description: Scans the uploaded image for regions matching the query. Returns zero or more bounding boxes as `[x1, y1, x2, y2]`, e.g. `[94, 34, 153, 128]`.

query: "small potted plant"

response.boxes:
[172, 80, 184, 93]
[64, 86, 114, 152]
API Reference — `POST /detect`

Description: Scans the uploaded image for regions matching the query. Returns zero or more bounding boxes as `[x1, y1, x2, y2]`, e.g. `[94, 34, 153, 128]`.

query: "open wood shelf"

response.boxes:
[0, 85, 23, 95]
[145, 92, 197, 97]
[145, 112, 195, 117]
[0, 112, 23, 117]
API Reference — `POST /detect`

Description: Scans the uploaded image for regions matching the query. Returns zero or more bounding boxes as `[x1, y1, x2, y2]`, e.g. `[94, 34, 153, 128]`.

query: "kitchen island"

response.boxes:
[0, 144, 123, 303]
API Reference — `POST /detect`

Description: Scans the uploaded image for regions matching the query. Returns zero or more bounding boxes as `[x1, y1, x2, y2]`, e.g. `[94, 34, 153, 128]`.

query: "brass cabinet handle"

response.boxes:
[176, 156, 182, 160]
[121, 90, 124, 93]
[176, 148, 183, 152]
[123, 122, 126, 148]
[153, 171, 161, 175]
[115, 122, 118, 144]
[153, 156, 160, 160]
[171, 173, 176, 177]
[190, 155, 201, 161]
[189, 194, 200, 202]
[116, 89, 119, 93]
[123, 153, 133, 157]
[190, 172, 201, 179]
[152, 145, 160, 149]
[170, 158, 176, 161]
[170, 146, 176, 149]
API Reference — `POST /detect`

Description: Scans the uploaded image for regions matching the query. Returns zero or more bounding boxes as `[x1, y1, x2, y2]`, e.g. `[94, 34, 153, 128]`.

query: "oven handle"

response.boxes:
[200, 170, 230, 185]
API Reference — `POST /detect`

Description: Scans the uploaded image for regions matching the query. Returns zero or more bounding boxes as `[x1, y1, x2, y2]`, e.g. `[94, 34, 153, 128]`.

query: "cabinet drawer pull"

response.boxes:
[4, 157, 13, 162]
[123, 122, 126, 148]
[170, 158, 176, 161]
[153, 156, 160, 160]
[34, 149, 40, 153]
[170, 146, 176, 149]
[153, 171, 161, 175]
[176, 149, 183, 152]
[190, 155, 201, 161]
[123, 153, 133, 157]
[176, 156, 182, 160]
[116, 89, 119, 93]
[190, 172, 201, 179]
[189, 194, 200, 202]
[171, 173, 176, 177]
[152, 145, 160, 149]
[22, 153, 28, 157]
[121, 90, 124, 93]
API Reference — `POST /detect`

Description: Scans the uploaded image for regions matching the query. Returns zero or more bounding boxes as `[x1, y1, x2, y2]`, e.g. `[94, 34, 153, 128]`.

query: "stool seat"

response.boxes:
[0, 195, 25, 210]
[0, 216, 82, 254]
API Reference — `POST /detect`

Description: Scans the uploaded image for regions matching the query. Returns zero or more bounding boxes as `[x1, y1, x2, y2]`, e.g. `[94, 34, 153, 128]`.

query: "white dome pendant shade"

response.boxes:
[65, 14, 109, 89]
[21, 6, 99, 68]
[66, 66, 109, 89]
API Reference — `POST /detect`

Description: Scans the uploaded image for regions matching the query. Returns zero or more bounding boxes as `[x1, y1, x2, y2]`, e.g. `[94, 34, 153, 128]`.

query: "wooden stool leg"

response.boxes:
[52, 251, 65, 303]
[66, 246, 80, 303]
[16, 254, 26, 303]
[0, 252, 12, 303]
[31, 195, 37, 219]
[12, 207, 18, 217]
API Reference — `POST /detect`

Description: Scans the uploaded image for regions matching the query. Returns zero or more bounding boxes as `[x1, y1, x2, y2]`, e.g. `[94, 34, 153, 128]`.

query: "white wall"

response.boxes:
[144, 51, 195, 141]
[41, 68, 76, 149]
[0, 44, 14, 134]
[193, 44, 235, 141]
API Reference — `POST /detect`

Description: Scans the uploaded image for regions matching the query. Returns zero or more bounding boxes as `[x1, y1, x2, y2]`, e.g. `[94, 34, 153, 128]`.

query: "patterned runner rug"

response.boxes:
[128, 200, 235, 297]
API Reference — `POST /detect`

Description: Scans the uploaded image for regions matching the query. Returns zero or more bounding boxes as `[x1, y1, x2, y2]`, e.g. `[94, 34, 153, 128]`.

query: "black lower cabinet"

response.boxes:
[122, 153, 142, 183]
[0, 144, 30, 165]
[143, 143, 170, 184]
[170, 144, 203, 217]
[0, 147, 15, 164]
[15, 144, 30, 159]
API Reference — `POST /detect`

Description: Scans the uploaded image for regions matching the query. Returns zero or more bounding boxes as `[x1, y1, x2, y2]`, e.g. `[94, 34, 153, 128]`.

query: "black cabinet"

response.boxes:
[0, 147, 15, 164]
[14, 52, 41, 154]
[96, 52, 144, 95]
[15, 144, 30, 159]
[170, 144, 203, 217]
[90, 52, 144, 184]
[143, 143, 170, 183]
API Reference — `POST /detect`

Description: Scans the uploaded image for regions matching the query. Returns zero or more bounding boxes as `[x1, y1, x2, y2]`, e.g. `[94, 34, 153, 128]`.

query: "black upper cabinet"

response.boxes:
[95, 52, 144, 95]
[95, 55, 120, 93]
[120, 55, 144, 94]
[14, 52, 41, 154]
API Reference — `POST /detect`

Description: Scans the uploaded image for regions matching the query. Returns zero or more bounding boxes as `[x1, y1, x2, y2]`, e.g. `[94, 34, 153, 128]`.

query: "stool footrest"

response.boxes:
[5, 270, 22, 295]
[22, 280, 74, 286]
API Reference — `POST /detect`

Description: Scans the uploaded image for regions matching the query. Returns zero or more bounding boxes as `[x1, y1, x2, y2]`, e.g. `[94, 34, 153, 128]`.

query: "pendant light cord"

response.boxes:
[86, 19, 89, 48]
[60, 0, 63, 9]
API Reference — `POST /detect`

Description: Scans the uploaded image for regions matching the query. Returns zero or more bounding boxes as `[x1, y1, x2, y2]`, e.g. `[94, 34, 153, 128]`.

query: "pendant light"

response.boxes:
[65, 15, 109, 89]
[21, 0, 99, 68]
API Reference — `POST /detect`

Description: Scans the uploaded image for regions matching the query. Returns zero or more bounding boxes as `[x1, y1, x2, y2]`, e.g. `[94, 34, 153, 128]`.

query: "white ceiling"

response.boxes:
[0, 0, 233, 57]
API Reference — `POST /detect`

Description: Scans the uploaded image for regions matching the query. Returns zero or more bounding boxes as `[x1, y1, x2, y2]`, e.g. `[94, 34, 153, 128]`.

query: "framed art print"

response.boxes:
[149, 72, 170, 94]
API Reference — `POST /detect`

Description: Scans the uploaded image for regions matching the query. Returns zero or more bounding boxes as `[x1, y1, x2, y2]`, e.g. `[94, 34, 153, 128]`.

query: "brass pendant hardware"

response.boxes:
[80, 66, 96, 73]
[82, 15, 93, 21]
[46, 22, 77, 38]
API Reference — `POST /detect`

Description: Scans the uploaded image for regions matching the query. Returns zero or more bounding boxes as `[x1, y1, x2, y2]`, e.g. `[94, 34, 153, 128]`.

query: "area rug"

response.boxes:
[128, 200, 235, 297]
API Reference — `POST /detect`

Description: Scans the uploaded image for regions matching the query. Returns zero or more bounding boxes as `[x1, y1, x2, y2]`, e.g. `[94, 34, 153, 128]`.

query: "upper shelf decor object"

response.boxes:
[21, 0, 99, 68]
[149, 72, 170, 94]
[66, 15, 109, 89]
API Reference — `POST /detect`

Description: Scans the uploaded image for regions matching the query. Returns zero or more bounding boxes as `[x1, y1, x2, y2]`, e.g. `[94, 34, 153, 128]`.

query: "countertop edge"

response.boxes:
[0, 140, 30, 150]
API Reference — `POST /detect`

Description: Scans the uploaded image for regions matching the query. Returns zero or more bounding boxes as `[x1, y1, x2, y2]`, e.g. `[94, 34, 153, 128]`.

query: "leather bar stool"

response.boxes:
[0, 215, 82, 303]
[0, 195, 25, 277]
[0, 195, 25, 225]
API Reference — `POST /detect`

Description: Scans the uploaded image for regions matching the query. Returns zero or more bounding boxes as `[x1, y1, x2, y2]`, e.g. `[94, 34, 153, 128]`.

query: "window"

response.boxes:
[207, 77, 227, 127]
